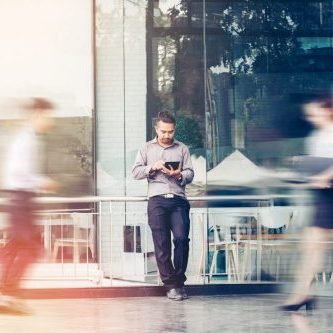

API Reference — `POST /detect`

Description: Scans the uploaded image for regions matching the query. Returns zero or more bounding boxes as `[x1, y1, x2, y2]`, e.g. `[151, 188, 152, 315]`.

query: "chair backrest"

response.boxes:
[71, 213, 93, 228]
[259, 207, 293, 229]
[209, 213, 243, 243]
[287, 205, 314, 231]
[71, 213, 95, 243]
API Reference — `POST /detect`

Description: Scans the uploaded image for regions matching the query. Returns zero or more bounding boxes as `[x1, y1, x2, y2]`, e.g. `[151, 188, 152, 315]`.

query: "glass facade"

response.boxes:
[0, 0, 94, 197]
[1, 0, 333, 288]
[148, 0, 333, 171]
[0, 1, 95, 271]
[144, 1, 333, 288]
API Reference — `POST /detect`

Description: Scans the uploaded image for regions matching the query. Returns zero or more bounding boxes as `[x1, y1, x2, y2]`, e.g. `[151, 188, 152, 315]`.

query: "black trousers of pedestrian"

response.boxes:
[0, 191, 41, 296]
[148, 196, 190, 291]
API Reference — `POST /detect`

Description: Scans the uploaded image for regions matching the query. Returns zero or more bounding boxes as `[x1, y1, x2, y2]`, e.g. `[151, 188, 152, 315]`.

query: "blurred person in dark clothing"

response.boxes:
[0, 97, 57, 314]
[132, 111, 194, 301]
[281, 96, 333, 312]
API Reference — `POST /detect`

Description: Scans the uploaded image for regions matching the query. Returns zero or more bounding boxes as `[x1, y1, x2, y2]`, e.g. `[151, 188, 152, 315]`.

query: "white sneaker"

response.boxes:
[166, 288, 183, 301]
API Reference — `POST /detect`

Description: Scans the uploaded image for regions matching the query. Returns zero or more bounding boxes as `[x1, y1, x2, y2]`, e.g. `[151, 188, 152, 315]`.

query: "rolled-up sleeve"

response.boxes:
[180, 146, 194, 186]
[132, 145, 153, 180]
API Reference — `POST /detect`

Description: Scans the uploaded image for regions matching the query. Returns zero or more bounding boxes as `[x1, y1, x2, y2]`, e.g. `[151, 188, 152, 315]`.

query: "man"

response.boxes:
[0, 97, 58, 314]
[132, 111, 194, 301]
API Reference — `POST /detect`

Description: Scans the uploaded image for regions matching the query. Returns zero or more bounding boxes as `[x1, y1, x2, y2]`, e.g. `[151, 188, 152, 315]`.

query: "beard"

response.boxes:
[161, 138, 173, 144]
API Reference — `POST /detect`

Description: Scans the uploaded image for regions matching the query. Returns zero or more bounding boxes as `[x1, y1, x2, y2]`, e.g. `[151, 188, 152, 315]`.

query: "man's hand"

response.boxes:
[151, 161, 182, 180]
[164, 165, 182, 180]
[151, 160, 168, 173]
[310, 173, 331, 189]
[40, 179, 60, 193]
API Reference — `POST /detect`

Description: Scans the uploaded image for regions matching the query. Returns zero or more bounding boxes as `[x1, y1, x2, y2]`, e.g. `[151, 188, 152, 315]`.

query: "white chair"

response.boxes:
[259, 206, 294, 229]
[53, 213, 95, 263]
[208, 213, 244, 281]
[241, 206, 294, 281]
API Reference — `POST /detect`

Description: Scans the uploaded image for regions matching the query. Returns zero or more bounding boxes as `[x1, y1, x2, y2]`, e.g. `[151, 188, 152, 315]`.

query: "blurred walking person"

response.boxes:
[281, 96, 333, 311]
[0, 97, 57, 314]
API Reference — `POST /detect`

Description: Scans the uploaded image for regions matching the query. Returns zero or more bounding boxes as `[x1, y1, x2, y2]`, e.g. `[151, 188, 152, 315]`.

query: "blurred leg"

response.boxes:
[289, 226, 329, 303]
[0, 240, 18, 292]
[1, 191, 40, 296]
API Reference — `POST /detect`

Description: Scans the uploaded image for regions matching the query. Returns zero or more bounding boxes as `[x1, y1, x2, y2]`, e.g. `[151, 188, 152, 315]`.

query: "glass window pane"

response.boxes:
[153, 0, 189, 27]
[0, 0, 94, 196]
[148, 0, 333, 168]
[200, 1, 333, 34]
[151, 35, 205, 154]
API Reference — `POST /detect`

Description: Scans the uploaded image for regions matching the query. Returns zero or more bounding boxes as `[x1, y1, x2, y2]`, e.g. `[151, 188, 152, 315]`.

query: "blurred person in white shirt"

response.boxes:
[0, 97, 57, 314]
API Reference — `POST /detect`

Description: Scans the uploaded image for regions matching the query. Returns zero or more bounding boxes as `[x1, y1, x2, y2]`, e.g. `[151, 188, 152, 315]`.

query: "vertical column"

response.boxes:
[95, 0, 147, 278]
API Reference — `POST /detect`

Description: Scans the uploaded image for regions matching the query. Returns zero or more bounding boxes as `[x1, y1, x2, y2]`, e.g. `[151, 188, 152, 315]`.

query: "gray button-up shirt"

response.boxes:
[132, 138, 194, 198]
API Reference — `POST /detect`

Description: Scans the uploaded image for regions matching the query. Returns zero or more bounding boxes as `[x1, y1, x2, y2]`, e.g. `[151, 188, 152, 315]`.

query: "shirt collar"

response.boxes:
[152, 137, 179, 147]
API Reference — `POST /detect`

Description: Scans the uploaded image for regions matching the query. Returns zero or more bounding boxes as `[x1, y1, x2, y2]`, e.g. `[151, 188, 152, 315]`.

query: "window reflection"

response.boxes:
[154, 1, 333, 33]
[153, 0, 189, 27]
[148, 0, 333, 170]
[45, 117, 94, 196]
[0, 0, 94, 197]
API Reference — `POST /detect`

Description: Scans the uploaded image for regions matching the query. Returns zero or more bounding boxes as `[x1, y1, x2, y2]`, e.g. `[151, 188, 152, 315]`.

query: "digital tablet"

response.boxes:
[165, 161, 180, 170]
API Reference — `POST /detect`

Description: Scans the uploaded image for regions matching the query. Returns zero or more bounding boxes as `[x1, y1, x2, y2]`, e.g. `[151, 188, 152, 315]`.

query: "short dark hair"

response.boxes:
[155, 111, 176, 126]
[25, 97, 55, 111]
[304, 95, 333, 120]
[304, 93, 333, 109]
[315, 97, 333, 110]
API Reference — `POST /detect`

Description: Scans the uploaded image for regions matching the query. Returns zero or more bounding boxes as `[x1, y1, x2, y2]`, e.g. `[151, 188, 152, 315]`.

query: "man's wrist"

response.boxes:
[146, 165, 155, 176]
[149, 169, 156, 175]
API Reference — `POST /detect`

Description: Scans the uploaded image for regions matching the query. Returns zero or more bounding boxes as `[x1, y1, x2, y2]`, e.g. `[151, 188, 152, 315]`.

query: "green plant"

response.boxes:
[175, 115, 204, 150]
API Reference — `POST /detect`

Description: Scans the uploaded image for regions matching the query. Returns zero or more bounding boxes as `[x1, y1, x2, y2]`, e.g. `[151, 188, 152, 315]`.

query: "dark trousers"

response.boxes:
[0, 191, 41, 296]
[148, 196, 190, 290]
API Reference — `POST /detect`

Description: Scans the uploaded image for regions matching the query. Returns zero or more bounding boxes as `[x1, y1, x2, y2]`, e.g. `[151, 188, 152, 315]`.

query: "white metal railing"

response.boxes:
[0, 194, 311, 287]
[33, 194, 306, 204]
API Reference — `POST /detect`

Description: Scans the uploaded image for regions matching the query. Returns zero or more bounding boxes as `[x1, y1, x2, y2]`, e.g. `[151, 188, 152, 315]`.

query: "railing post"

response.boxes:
[109, 200, 113, 285]
[98, 200, 103, 277]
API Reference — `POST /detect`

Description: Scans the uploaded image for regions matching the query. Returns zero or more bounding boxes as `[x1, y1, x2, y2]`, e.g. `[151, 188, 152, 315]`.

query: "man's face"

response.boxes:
[304, 102, 332, 128]
[33, 109, 54, 133]
[155, 121, 175, 145]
